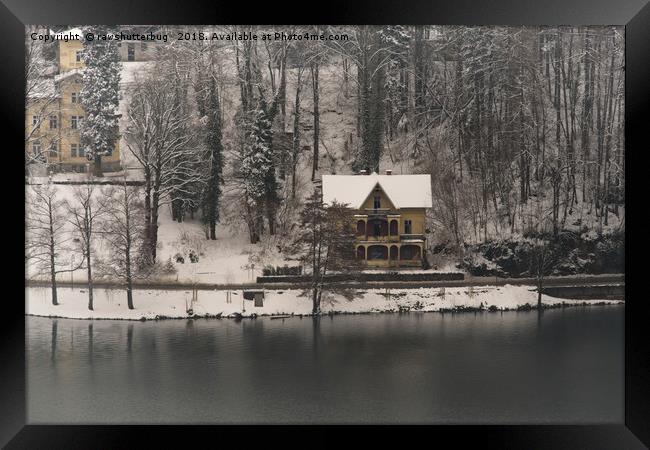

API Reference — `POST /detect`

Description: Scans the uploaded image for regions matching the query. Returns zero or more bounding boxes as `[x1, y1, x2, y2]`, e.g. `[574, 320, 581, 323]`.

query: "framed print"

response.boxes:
[1, 0, 648, 447]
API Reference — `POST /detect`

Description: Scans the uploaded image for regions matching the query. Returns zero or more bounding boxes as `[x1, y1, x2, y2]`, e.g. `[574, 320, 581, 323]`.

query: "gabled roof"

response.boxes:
[321, 172, 433, 209]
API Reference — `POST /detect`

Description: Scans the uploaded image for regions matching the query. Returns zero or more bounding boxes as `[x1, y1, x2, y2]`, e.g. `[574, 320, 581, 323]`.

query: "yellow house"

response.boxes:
[25, 27, 124, 173]
[321, 171, 433, 268]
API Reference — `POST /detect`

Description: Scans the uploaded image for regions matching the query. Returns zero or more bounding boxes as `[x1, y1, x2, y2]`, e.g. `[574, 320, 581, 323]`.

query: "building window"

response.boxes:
[356, 220, 366, 236]
[373, 195, 381, 209]
[356, 246, 366, 260]
[32, 115, 39, 128]
[367, 245, 388, 260]
[141, 42, 148, 51]
[71, 92, 79, 103]
[48, 142, 58, 158]
[32, 140, 41, 156]
[127, 43, 135, 61]
[369, 219, 387, 237]
[71, 143, 79, 157]
[404, 220, 412, 234]
[374, 222, 381, 236]
[76, 50, 83, 62]
[49, 115, 58, 129]
[71, 115, 82, 129]
[390, 220, 398, 236]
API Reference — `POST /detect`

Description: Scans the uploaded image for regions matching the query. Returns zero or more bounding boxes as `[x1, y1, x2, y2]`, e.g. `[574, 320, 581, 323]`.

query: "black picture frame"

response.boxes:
[2, 0, 647, 447]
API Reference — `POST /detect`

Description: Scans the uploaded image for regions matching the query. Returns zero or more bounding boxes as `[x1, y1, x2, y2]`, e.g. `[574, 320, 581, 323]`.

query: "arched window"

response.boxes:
[390, 246, 399, 261]
[356, 246, 366, 260]
[367, 245, 388, 260]
[390, 220, 398, 236]
[356, 220, 366, 236]
[400, 245, 421, 260]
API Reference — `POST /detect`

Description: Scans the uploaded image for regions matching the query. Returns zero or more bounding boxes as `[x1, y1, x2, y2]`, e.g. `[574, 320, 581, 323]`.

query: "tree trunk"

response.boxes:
[143, 168, 152, 263]
[312, 286, 320, 316]
[151, 187, 160, 262]
[126, 282, 134, 310]
[311, 62, 320, 181]
[86, 248, 94, 311]
[49, 211, 58, 306]
[93, 154, 103, 177]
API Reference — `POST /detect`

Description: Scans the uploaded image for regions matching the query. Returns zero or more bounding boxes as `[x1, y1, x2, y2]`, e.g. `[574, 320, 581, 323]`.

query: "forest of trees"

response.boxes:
[26, 25, 625, 306]
[132, 25, 624, 253]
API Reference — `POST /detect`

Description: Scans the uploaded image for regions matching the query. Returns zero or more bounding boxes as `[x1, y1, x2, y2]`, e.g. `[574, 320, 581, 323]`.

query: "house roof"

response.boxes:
[51, 27, 84, 39]
[321, 172, 433, 209]
[54, 68, 84, 83]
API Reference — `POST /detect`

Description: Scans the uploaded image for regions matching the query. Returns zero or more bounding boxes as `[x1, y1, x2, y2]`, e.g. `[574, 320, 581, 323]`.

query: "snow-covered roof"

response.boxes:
[51, 27, 83, 39]
[321, 172, 432, 209]
[54, 68, 84, 83]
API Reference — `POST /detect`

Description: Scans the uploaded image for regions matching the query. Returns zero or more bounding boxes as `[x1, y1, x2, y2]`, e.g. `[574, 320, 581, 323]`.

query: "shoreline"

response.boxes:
[26, 284, 624, 322]
[26, 302, 625, 322]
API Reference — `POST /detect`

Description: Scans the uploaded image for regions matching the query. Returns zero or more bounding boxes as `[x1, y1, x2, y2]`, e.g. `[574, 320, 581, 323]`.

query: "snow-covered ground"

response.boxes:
[26, 285, 623, 321]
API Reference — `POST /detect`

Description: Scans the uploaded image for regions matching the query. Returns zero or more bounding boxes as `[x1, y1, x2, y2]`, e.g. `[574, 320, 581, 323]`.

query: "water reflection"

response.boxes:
[50, 320, 57, 364]
[27, 307, 624, 424]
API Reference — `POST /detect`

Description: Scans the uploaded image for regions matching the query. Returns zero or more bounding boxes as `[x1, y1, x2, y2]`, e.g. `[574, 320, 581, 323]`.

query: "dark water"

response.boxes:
[26, 306, 624, 424]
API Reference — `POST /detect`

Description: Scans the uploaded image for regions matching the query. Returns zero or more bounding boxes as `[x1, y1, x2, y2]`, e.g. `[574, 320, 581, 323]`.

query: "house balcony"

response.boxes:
[363, 208, 391, 217]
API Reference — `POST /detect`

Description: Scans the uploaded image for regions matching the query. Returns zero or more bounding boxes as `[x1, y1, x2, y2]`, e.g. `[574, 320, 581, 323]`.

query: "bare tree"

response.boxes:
[97, 182, 148, 309]
[65, 184, 105, 311]
[124, 76, 207, 262]
[26, 182, 82, 305]
[25, 26, 59, 172]
[289, 190, 358, 315]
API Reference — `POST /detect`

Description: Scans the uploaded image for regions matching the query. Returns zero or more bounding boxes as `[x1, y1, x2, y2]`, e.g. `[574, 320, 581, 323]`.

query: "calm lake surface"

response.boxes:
[27, 306, 624, 424]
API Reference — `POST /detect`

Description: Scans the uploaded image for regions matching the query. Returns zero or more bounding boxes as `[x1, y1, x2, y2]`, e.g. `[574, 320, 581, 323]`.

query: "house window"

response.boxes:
[127, 43, 135, 61]
[32, 140, 41, 155]
[71, 116, 82, 129]
[75, 50, 83, 62]
[404, 220, 412, 234]
[32, 115, 39, 128]
[71, 143, 79, 157]
[71, 92, 79, 103]
[356, 220, 366, 236]
[48, 142, 58, 158]
[49, 115, 58, 129]
[373, 195, 381, 209]
[367, 245, 388, 260]
[390, 220, 398, 236]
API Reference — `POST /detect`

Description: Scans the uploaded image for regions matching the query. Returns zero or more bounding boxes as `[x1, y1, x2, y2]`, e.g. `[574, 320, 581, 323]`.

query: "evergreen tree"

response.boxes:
[201, 76, 224, 240]
[239, 103, 277, 241]
[80, 26, 121, 177]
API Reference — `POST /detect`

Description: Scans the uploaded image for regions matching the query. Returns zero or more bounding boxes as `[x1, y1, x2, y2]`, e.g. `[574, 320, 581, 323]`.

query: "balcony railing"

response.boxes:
[356, 233, 423, 243]
[364, 208, 391, 216]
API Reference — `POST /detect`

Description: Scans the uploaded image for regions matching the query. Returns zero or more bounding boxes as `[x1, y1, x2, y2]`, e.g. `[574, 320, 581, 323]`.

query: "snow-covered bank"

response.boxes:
[26, 285, 623, 321]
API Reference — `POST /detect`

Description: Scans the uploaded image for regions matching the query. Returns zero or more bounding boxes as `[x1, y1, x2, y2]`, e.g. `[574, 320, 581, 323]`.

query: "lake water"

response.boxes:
[26, 306, 624, 424]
